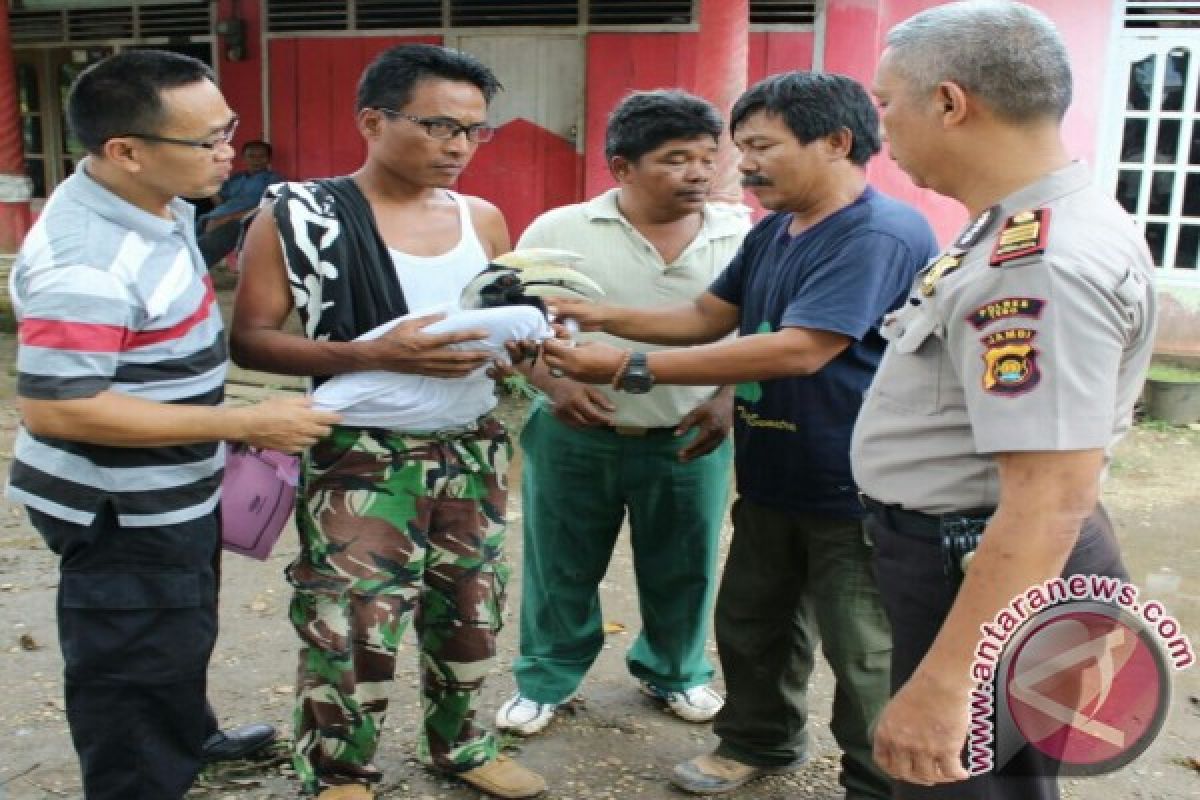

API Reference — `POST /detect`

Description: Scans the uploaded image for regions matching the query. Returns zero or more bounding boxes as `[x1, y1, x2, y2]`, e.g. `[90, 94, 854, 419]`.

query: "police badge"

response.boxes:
[981, 328, 1041, 395]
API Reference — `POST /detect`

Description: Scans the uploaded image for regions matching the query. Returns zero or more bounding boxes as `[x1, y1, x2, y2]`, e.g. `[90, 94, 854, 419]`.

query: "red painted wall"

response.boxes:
[214, 0, 264, 147]
[224, 2, 1113, 246]
[263, 30, 813, 239]
[266, 36, 441, 180]
[750, 30, 817, 79]
[584, 33, 700, 197]
[264, 35, 583, 238]
[823, 0, 1115, 244]
[584, 31, 815, 199]
[457, 117, 583, 242]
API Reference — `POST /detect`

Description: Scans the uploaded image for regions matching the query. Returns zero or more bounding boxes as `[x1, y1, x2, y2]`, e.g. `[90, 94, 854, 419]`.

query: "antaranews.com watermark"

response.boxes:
[968, 574, 1194, 777]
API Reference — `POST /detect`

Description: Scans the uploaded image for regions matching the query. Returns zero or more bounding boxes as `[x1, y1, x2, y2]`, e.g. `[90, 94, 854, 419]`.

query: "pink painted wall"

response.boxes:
[823, 0, 1116, 245]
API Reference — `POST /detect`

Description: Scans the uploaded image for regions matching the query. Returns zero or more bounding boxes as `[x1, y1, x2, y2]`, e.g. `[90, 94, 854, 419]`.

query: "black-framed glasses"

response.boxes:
[119, 117, 240, 151]
[375, 109, 495, 143]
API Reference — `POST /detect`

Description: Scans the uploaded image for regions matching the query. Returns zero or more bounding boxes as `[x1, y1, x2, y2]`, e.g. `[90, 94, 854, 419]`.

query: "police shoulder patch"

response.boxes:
[965, 297, 1046, 330]
[989, 209, 1050, 267]
[955, 205, 1000, 250]
[981, 327, 1041, 396]
[919, 252, 964, 297]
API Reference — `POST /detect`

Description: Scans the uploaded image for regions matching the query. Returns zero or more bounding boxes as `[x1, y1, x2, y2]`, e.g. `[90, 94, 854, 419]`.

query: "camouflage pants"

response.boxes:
[286, 419, 511, 793]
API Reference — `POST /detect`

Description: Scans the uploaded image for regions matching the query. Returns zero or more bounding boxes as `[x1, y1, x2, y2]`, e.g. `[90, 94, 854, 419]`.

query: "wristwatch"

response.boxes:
[616, 352, 656, 394]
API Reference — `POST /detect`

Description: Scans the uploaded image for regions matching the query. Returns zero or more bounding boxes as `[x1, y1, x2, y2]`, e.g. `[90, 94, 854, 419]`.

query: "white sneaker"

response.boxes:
[639, 681, 725, 723]
[495, 693, 557, 736]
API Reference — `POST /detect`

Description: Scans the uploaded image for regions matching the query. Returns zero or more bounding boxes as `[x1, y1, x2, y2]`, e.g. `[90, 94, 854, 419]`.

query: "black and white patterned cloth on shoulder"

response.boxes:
[267, 178, 409, 350]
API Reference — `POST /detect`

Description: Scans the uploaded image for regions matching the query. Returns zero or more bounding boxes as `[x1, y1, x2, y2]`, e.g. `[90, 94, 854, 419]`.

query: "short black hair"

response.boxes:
[66, 50, 215, 155]
[605, 90, 722, 162]
[356, 43, 502, 112]
[242, 139, 272, 158]
[730, 72, 881, 166]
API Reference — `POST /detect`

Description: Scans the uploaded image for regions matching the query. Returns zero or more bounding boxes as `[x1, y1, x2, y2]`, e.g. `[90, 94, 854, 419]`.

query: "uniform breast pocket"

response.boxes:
[870, 305, 947, 415]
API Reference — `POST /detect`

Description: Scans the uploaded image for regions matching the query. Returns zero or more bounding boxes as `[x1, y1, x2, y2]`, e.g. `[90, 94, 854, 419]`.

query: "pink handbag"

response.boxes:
[220, 445, 300, 560]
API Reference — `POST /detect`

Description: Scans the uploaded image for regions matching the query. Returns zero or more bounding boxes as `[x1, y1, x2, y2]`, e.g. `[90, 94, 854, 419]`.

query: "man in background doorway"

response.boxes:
[196, 139, 281, 266]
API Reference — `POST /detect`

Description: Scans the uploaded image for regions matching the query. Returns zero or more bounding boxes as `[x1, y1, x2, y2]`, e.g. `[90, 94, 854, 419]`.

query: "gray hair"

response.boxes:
[884, 1, 1072, 122]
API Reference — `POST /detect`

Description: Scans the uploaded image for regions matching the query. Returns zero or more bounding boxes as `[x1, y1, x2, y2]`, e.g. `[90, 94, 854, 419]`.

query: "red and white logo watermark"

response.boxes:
[968, 575, 1193, 777]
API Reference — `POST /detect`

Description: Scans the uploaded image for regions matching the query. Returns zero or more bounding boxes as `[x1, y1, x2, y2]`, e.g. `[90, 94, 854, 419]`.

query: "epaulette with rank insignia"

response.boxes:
[989, 209, 1050, 267]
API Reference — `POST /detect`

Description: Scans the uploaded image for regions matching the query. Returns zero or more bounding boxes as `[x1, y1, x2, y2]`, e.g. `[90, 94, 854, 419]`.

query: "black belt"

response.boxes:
[607, 425, 676, 437]
[859, 495, 993, 540]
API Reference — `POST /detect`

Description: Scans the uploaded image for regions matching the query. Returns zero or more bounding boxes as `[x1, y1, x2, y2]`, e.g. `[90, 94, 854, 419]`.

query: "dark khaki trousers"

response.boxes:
[713, 497, 893, 800]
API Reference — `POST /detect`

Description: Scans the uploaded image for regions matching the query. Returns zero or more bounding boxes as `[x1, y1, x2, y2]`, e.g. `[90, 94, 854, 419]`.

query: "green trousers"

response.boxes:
[713, 498, 893, 800]
[513, 404, 732, 703]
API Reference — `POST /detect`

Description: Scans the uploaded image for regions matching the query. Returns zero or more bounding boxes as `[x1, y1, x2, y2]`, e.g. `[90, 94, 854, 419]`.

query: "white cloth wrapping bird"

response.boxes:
[311, 304, 553, 431]
[311, 249, 602, 430]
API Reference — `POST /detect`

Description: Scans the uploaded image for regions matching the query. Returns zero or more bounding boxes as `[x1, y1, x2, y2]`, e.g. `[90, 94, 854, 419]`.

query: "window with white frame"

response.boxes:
[1107, 3, 1200, 276]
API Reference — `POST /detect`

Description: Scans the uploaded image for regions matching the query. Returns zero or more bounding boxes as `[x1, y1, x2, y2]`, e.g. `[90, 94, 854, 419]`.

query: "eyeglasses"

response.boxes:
[374, 109, 495, 143]
[119, 117, 240, 151]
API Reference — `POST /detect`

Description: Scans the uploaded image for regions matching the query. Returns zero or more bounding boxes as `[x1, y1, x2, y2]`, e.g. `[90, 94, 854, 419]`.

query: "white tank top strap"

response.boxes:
[445, 189, 488, 269]
[389, 190, 491, 313]
[450, 189, 472, 238]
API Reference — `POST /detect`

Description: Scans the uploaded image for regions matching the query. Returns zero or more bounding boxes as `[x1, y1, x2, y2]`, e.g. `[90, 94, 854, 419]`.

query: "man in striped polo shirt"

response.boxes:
[7, 51, 339, 799]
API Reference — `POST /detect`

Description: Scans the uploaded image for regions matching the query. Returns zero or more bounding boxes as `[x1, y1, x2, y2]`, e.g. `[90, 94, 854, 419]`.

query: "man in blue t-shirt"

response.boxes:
[542, 72, 937, 799]
[196, 139, 282, 266]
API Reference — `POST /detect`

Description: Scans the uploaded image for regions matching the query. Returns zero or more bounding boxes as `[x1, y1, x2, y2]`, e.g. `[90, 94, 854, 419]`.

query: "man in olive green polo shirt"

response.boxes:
[495, 90, 749, 736]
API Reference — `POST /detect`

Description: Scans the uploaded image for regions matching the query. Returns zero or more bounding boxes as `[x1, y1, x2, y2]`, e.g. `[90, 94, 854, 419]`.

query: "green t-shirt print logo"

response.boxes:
[735, 321, 772, 403]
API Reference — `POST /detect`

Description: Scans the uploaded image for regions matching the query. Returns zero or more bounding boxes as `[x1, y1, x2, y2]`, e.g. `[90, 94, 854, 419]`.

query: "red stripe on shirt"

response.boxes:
[127, 274, 217, 349]
[19, 318, 128, 352]
[19, 274, 217, 353]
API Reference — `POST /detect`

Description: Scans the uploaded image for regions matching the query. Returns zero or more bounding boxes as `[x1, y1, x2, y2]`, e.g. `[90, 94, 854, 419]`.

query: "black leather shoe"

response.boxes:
[201, 723, 278, 763]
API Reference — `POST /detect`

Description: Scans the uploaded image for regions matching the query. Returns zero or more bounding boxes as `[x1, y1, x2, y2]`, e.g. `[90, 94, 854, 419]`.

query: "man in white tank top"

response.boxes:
[230, 45, 545, 800]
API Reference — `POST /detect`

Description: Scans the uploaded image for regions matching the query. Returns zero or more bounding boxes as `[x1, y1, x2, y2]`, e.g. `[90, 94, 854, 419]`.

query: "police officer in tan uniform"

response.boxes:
[853, 4, 1157, 799]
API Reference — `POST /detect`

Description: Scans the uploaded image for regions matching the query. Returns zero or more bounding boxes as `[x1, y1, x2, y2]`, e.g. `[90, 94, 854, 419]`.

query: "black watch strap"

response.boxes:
[617, 352, 655, 393]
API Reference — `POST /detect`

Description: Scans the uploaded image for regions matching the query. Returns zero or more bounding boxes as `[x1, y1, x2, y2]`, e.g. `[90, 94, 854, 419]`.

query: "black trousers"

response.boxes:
[869, 506, 1127, 800]
[29, 503, 220, 800]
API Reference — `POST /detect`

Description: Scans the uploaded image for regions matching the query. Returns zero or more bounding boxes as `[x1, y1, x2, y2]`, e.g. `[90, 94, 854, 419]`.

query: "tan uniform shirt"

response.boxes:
[517, 188, 750, 427]
[851, 162, 1157, 514]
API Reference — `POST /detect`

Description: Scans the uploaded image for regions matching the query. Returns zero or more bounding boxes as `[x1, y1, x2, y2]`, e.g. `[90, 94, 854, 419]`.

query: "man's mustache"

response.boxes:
[741, 174, 772, 188]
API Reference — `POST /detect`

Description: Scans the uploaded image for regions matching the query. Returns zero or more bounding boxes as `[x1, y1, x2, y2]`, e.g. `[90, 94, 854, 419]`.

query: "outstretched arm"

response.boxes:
[550, 291, 740, 347]
[543, 325, 850, 386]
[230, 209, 492, 378]
[20, 392, 338, 453]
